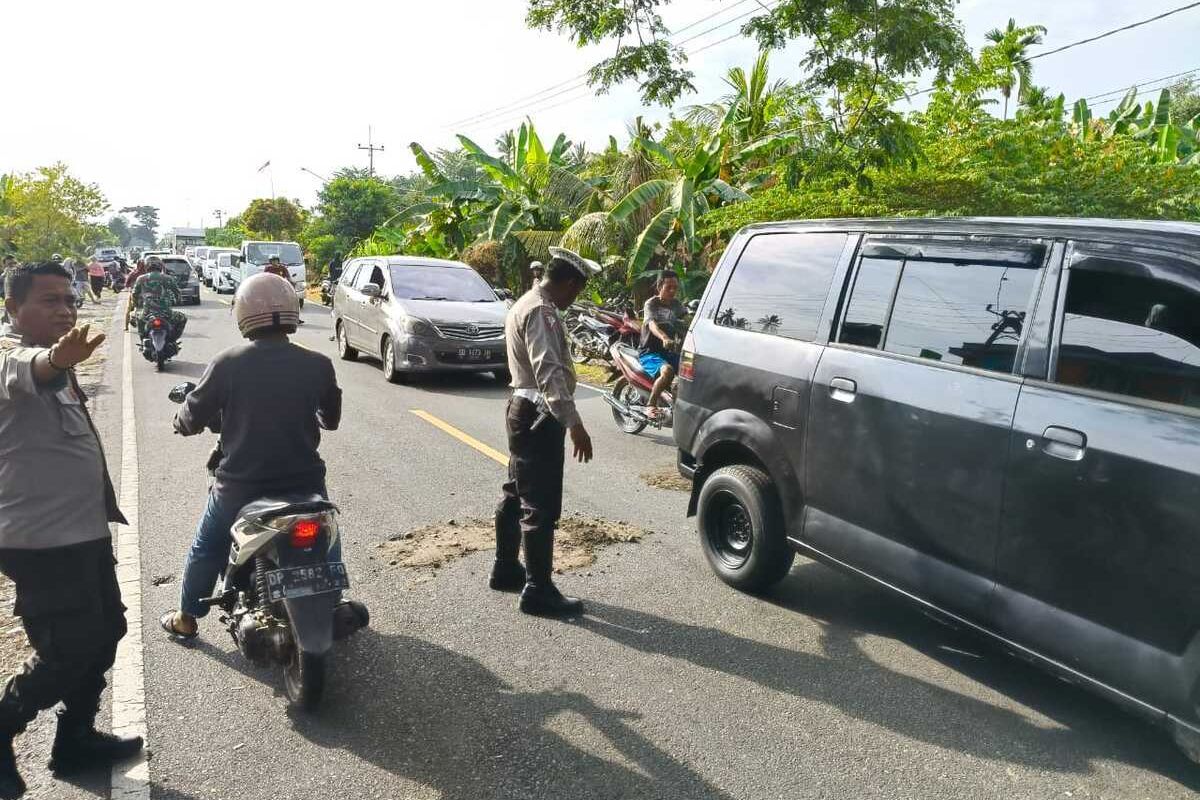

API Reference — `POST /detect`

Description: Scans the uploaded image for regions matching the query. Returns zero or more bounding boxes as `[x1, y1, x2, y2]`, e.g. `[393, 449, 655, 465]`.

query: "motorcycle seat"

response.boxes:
[238, 494, 337, 523]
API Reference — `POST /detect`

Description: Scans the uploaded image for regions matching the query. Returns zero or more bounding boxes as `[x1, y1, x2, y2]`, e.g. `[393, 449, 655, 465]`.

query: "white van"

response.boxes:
[203, 247, 238, 287]
[238, 241, 306, 306]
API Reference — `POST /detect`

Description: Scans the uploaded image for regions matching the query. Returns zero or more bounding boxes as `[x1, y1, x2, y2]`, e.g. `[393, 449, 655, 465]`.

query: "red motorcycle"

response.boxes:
[602, 342, 674, 435]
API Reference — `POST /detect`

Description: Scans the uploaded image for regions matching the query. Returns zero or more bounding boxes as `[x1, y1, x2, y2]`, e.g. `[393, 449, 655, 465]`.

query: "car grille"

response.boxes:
[434, 322, 504, 341]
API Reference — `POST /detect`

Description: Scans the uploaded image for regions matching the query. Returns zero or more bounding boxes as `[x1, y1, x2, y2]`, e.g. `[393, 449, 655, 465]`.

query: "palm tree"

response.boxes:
[983, 18, 1048, 120]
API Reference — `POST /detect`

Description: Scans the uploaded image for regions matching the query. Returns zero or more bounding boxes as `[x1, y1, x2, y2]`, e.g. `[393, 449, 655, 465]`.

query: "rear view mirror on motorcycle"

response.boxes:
[168, 382, 197, 404]
[687, 299, 701, 314]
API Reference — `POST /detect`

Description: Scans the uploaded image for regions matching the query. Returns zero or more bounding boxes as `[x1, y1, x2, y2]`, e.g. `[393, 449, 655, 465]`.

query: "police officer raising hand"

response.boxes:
[492, 248, 600, 618]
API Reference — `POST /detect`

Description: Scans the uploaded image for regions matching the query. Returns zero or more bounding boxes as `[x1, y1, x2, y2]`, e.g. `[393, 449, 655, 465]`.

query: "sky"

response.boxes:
[2, 0, 1198, 233]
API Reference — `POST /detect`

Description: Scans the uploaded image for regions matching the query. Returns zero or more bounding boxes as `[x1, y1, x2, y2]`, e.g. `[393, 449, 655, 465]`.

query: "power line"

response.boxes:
[1022, 1, 1200, 63]
[443, 0, 757, 129]
[453, 2, 778, 136]
[1084, 67, 1200, 104]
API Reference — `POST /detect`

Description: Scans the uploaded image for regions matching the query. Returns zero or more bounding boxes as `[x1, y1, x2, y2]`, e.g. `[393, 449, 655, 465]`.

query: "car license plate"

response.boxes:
[265, 562, 350, 602]
[457, 347, 488, 361]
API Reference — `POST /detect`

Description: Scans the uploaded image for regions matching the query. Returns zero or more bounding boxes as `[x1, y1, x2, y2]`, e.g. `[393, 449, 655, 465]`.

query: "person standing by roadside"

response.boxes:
[327, 251, 344, 284]
[86, 258, 106, 303]
[67, 258, 89, 305]
[0, 261, 143, 798]
[492, 247, 597, 617]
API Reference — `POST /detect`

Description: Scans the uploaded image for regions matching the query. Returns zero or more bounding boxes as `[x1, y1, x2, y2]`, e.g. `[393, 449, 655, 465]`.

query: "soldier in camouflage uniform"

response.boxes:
[127, 257, 187, 339]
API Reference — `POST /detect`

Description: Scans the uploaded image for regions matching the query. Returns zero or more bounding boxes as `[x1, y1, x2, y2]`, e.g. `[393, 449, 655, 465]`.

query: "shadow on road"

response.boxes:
[197, 630, 731, 799]
[578, 562, 1200, 789]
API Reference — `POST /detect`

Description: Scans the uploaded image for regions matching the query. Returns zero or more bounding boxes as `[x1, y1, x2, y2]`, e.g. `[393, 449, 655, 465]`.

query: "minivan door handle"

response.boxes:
[829, 377, 857, 404]
[1041, 426, 1087, 461]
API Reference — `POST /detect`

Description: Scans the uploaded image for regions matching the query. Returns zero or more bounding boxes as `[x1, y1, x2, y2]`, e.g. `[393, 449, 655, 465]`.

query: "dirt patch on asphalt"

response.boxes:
[378, 513, 647, 573]
[640, 464, 692, 492]
[0, 580, 29, 678]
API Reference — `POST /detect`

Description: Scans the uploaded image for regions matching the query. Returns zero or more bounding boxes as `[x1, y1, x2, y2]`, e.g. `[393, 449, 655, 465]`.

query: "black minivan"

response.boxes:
[674, 217, 1200, 761]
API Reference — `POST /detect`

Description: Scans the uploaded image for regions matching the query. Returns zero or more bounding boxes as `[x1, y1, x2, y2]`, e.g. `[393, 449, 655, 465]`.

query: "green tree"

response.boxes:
[316, 176, 400, 245]
[205, 216, 247, 247]
[241, 197, 305, 240]
[982, 18, 1047, 119]
[107, 215, 132, 247]
[7, 163, 109, 259]
[119, 205, 159, 247]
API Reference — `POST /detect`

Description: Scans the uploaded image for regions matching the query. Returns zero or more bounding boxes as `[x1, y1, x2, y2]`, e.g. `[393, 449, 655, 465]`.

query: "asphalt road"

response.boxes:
[63, 287, 1200, 798]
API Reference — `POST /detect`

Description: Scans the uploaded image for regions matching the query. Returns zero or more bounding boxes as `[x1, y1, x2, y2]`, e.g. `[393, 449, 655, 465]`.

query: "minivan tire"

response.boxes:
[336, 321, 358, 361]
[697, 465, 794, 593]
[381, 336, 404, 384]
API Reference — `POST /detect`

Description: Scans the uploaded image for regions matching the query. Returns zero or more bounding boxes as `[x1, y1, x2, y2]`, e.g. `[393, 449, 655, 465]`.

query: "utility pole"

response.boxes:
[213, 209, 224, 228]
[356, 125, 385, 176]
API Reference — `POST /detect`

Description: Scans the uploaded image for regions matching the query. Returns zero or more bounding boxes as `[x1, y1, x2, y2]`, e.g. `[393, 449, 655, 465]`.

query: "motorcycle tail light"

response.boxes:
[151, 318, 163, 329]
[289, 519, 321, 548]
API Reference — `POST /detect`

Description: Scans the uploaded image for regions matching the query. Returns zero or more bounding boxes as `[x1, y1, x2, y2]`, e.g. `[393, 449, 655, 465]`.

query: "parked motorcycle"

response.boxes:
[139, 313, 178, 371]
[567, 313, 615, 364]
[166, 382, 369, 710]
[602, 342, 675, 435]
[319, 278, 333, 306]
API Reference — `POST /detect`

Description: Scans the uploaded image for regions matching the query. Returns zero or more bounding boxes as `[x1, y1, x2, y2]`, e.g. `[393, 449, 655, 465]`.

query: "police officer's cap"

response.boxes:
[547, 247, 601, 280]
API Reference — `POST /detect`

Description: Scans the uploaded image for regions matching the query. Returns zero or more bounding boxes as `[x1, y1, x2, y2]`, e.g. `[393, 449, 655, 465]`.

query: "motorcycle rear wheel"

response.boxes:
[283, 650, 326, 711]
[611, 378, 647, 435]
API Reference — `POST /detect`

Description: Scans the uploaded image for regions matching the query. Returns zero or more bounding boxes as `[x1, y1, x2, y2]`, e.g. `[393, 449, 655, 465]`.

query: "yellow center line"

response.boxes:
[410, 409, 508, 467]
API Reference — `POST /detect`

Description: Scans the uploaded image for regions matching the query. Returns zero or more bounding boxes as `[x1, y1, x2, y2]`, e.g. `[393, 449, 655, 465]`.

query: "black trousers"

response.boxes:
[495, 396, 566, 584]
[0, 538, 126, 735]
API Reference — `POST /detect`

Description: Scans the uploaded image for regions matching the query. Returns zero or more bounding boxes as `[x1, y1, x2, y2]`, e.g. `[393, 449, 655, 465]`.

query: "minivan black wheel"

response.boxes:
[381, 336, 404, 383]
[697, 465, 794, 592]
[336, 321, 358, 361]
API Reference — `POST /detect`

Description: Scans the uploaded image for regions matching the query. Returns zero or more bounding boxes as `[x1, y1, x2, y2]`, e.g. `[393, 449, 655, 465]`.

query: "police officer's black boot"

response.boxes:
[48, 709, 143, 775]
[490, 496, 526, 592]
[0, 691, 28, 798]
[519, 530, 583, 617]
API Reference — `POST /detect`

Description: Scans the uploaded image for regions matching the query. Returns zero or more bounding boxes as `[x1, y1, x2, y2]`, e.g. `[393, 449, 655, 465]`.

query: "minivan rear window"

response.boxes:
[1057, 252, 1200, 409]
[714, 233, 846, 341]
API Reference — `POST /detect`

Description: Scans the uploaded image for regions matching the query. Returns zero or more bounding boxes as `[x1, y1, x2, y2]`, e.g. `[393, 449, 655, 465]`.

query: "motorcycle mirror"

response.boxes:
[686, 299, 701, 314]
[168, 382, 196, 404]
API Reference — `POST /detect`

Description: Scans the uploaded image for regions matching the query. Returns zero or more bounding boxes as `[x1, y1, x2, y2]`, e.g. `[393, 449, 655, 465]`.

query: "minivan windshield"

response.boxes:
[246, 242, 303, 266]
[389, 265, 496, 302]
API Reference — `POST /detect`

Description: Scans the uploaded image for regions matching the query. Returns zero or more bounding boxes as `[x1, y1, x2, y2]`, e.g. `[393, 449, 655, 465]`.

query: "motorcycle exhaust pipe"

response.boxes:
[602, 392, 659, 427]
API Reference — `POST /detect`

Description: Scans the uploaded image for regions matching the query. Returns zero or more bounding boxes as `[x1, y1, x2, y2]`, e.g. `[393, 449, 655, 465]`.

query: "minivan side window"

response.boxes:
[837, 244, 1042, 375]
[341, 262, 361, 286]
[714, 232, 847, 341]
[1056, 250, 1200, 410]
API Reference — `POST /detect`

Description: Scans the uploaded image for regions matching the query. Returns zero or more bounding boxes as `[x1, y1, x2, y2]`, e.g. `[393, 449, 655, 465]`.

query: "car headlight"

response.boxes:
[403, 317, 438, 337]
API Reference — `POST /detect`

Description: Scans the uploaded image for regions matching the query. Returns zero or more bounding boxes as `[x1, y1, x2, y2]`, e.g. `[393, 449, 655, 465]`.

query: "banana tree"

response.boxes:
[608, 133, 751, 281]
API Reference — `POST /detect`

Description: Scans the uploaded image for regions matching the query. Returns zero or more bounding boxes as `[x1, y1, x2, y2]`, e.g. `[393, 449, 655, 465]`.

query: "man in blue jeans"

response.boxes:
[160, 273, 343, 639]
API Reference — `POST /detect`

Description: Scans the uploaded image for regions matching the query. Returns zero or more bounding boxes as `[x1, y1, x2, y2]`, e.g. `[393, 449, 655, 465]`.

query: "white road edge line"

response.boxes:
[111, 327, 150, 799]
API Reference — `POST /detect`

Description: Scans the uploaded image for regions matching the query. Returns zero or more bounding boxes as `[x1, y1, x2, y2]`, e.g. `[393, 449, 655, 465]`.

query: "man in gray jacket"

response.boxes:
[492, 248, 598, 617]
[0, 262, 142, 798]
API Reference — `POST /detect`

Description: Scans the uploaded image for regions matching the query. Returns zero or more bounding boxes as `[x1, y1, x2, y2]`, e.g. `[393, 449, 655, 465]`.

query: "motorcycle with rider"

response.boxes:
[160, 273, 367, 710]
[126, 256, 187, 370]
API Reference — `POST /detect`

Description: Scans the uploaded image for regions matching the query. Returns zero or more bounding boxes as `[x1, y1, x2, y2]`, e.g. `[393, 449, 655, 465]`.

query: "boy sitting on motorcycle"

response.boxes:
[638, 270, 684, 417]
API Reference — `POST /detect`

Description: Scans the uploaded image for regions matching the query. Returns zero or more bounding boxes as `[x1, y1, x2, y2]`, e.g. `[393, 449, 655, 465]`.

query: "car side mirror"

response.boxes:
[168, 382, 196, 404]
[361, 283, 381, 298]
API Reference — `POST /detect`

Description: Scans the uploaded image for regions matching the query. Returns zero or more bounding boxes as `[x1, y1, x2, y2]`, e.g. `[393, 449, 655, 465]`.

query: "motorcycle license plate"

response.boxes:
[265, 562, 349, 602]
[457, 347, 488, 361]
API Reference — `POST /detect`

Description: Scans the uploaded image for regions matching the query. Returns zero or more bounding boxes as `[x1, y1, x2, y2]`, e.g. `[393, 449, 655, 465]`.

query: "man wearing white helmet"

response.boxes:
[159, 273, 344, 639]
[492, 247, 597, 617]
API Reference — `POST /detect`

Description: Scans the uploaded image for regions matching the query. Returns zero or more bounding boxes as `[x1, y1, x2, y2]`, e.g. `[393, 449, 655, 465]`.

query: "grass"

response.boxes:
[575, 361, 615, 386]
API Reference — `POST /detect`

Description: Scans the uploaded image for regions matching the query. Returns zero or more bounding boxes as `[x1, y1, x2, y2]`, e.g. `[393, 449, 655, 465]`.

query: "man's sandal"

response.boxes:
[159, 611, 198, 642]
